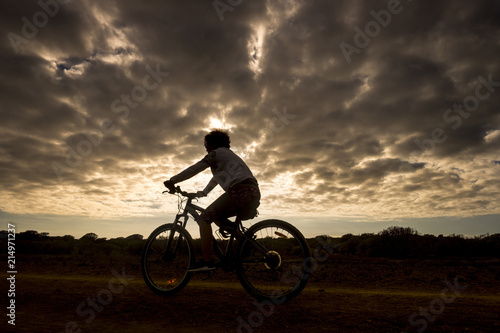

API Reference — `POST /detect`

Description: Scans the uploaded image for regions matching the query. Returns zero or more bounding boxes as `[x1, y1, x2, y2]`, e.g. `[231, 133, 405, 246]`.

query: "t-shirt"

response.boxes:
[169, 147, 258, 194]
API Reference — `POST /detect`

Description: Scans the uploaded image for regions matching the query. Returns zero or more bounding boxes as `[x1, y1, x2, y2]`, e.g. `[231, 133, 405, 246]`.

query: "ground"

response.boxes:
[3, 254, 500, 332]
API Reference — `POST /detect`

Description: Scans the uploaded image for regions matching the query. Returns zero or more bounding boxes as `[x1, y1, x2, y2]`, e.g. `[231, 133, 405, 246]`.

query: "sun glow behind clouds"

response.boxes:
[204, 104, 236, 131]
[207, 117, 227, 130]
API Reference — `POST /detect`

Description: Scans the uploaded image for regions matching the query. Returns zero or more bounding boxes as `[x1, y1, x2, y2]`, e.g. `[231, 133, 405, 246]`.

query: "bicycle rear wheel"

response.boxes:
[141, 223, 195, 296]
[236, 219, 311, 302]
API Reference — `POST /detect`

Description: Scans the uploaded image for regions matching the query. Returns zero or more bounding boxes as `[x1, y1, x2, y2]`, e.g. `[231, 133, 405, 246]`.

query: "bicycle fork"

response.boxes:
[162, 216, 187, 261]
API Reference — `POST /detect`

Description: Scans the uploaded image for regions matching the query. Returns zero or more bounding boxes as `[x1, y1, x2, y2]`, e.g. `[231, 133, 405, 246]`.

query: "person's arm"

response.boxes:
[201, 177, 218, 195]
[169, 159, 209, 184]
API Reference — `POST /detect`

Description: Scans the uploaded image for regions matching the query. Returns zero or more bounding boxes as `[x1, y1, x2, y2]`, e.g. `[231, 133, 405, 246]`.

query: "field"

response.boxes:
[3, 253, 500, 333]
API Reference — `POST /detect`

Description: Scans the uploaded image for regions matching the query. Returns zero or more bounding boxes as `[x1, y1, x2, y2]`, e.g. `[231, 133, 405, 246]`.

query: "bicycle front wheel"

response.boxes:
[141, 223, 195, 296]
[236, 219, 311, 302]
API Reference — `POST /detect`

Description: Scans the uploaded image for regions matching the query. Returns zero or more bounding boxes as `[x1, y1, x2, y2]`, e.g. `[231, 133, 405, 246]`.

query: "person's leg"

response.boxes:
[199, 221, 213, 262]
[196, 185, 260, 265]
[198, 192, 237, 263]
[227, 185, 261, 241]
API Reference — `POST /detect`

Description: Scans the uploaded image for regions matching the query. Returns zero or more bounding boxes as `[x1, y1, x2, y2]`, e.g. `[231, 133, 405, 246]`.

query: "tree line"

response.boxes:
[1, 226, 499, 259]
[317, 226, 500, 258]
[1, 230, 145, 257]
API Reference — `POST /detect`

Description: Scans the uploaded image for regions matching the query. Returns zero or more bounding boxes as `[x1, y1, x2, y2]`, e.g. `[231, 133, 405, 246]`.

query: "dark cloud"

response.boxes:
[0, 0, 499, 222]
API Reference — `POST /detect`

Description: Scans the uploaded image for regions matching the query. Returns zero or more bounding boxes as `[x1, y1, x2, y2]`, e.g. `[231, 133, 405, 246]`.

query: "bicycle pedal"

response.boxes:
[219, 228, 231, 238]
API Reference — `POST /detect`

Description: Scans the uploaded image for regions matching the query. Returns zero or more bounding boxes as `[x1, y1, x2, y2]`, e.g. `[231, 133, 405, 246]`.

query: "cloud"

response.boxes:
[0, 0, 499, 223]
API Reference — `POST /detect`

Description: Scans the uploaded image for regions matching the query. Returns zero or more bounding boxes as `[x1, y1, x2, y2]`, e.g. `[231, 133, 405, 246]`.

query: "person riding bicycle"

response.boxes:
[164, 130, 260, 272]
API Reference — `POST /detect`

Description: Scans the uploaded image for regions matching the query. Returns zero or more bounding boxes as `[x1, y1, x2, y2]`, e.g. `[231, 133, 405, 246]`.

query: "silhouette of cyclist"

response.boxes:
[164, 130, 260, 272]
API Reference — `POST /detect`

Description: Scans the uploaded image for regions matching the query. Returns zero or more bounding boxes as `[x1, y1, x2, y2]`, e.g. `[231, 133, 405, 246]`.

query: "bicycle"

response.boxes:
[141, 186, 311, 302]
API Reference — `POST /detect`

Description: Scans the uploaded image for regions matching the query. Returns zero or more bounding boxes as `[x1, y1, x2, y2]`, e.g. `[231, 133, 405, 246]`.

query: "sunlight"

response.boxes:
[208, 117, 225, 129]
[205, 112, 235, 132]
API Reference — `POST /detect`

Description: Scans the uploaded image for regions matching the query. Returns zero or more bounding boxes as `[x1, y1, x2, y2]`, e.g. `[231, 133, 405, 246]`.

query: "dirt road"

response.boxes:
[5, 255, 500, 332]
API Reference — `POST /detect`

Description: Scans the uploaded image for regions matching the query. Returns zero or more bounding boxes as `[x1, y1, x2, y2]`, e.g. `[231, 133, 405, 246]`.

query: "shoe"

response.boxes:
[188, 259, 217, 272]
[220, 221, 237, 238]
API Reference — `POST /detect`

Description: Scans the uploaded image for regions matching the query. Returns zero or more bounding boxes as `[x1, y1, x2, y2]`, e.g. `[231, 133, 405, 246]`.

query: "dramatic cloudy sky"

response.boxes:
[1, 0, 499, 238]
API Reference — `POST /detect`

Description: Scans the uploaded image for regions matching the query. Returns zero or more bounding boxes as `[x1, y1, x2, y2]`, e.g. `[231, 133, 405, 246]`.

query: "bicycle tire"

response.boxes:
[236, 219, 311, 302]
[141, 223, 195, 296]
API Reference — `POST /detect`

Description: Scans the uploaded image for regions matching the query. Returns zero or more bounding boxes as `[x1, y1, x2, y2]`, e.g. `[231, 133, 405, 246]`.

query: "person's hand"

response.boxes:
[195, 191, 206, 198]
[163, 180, 176, 193]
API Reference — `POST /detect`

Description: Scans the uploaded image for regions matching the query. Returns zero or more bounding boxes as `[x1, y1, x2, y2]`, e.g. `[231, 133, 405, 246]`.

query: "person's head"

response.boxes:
[204, 129, 230, 152]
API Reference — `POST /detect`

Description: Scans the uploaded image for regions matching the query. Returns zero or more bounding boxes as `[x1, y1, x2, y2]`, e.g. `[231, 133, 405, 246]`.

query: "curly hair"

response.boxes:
[204, 129, 230, 150]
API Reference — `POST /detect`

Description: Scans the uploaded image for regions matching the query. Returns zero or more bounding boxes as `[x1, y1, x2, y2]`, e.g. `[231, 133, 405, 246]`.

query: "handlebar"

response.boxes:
[162, 186, 197, 199]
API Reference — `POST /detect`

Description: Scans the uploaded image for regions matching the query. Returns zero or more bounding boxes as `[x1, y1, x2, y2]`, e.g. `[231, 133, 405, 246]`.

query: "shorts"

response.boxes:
[199, 180, 260, 224]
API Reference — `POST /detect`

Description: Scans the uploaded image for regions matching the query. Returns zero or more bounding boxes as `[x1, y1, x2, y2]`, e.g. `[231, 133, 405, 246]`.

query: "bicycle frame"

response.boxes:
[168, 192, 268, 265]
